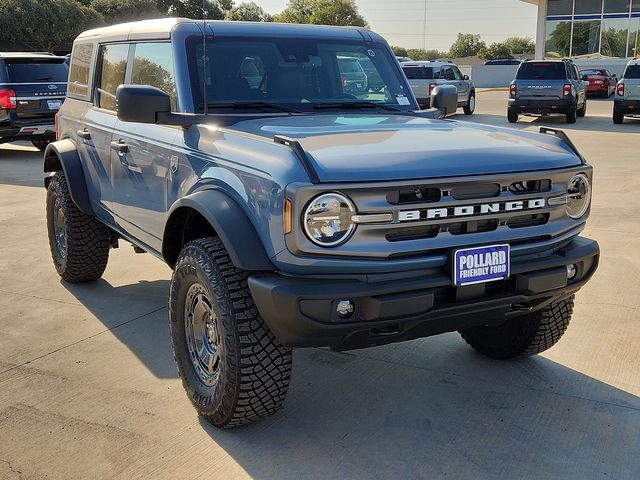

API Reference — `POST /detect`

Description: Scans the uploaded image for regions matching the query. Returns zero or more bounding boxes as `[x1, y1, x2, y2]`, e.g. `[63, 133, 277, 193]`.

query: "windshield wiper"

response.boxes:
[201, 102, 303, 114]
[313, 101, 401, 112]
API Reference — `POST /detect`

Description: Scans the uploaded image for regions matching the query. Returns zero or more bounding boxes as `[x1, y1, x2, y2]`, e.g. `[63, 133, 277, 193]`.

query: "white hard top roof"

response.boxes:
[76, 18, 190, 42]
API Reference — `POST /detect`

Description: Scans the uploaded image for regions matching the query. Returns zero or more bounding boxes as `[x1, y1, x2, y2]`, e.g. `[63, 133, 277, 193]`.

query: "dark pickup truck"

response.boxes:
[0, 52, 68, 150]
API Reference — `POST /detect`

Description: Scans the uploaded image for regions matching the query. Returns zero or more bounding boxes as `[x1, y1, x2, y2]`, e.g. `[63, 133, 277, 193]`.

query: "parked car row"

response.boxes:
[507, 58, 640, 125]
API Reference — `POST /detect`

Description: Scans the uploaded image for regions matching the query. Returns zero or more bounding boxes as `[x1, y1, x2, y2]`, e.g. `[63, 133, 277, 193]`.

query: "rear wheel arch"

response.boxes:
[162, 191, 275, 272]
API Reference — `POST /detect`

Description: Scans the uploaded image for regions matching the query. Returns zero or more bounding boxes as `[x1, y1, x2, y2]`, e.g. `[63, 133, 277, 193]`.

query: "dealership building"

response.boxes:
[522, 0, 640, 60]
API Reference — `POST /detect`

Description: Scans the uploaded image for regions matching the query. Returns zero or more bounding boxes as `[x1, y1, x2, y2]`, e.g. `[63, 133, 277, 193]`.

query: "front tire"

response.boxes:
[577, 98, 587, 117]
[459, 296, 574, 359]
[169, 238, 292, 428]
[463, 92, 476, 115]
[46, 172, 110, 282]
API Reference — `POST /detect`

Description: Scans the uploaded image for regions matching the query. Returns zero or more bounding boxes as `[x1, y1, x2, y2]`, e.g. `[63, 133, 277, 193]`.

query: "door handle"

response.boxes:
[110, 139, 128, 153]
[77, 129, 91, 140]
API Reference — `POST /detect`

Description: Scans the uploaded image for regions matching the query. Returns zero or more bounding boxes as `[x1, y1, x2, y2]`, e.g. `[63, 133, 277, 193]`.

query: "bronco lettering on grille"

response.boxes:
[398, 198, 546, 222]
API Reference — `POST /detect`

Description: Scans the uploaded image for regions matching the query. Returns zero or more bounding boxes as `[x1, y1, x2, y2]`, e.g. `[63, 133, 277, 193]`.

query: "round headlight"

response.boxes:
[566, 173, 591, 219]
[303, 193, 356, 247]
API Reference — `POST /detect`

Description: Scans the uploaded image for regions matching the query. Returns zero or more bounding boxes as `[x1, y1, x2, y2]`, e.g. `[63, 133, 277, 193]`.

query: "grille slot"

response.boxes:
[387, 187, 441, 205]
[446, 219, 499, 235]
[507, 213, 549, 229]
[450, 184, 500, 200]
[386, 225, 439, 242]
[509, 179, 551, 195]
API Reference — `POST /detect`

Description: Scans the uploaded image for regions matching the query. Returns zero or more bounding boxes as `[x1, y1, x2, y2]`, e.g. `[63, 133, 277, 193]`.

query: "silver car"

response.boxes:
[613, 59, 640, 124]
[401, 61, 475, 114]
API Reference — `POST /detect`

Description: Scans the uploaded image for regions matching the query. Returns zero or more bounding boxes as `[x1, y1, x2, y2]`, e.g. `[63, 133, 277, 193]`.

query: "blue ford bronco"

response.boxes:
[44, 19, 599, 428]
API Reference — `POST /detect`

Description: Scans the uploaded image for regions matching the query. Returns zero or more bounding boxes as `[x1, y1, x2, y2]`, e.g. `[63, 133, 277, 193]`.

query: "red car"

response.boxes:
[579, 68, 617, 97]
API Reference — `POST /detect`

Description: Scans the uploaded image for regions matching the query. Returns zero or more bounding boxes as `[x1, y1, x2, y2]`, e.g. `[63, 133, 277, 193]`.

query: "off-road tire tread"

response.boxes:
[46, 172, 109, 282]
[170, 238, 292, 428]
[459, 296, 574, 359]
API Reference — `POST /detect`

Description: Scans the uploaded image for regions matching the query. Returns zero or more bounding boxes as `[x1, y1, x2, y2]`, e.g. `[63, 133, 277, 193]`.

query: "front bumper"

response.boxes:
[614, 99, 640, 116]
[248, 237, 599, 351]
[509, 98, 574, 115]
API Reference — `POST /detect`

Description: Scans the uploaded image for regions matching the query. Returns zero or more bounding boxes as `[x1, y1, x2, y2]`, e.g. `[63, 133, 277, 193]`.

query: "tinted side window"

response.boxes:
[402, 66, 434, 80]
[96, 43, 129, 111]
[68, 44, 94, 99]
[443, 67, 455, 81]
[131, 42, 177, 110]
[624, 65, 640, 79]
[452, 66, 463, 80]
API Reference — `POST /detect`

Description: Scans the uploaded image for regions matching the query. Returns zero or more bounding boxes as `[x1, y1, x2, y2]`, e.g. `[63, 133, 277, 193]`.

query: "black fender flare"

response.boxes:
[43, 139, 94, 215]
[163, 189, 275, 271]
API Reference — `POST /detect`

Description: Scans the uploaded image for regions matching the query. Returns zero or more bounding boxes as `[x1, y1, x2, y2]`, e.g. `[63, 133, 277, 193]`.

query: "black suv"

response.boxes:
[0, 52, 68, 150]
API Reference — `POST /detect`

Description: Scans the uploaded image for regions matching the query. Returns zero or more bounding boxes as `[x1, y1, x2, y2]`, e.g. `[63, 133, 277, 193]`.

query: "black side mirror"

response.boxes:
[430, 84, 458, 116]
[116, 85, 171, 124]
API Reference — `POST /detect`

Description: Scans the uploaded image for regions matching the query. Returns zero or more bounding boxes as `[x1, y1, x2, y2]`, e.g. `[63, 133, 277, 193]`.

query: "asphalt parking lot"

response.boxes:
[0, 91, 638, 480]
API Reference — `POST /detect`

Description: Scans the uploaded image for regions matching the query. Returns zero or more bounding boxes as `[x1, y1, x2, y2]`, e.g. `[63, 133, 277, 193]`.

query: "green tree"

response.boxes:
[480, 42, 513, 60]
[406, 48, 447, 61]
[277, 0, 367, 27]
[545, 21, 572, 57]
[92, 0, 161, 24]
[0, 0, 103, 51]
[225, 2, 273, 22]
[391, 46, 408, 57]
[156, 0, 232, 19]
[502, 37, 535, 56]
[448, 33, 486, 58]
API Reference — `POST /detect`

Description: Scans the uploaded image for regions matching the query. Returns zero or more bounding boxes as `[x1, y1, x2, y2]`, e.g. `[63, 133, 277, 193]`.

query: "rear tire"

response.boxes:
[459, 296, 574, 359]
[507, 108, 518, 123]
[169, 237, 292, 428]
[613, 109, 624, 124]
[46, 172, 110, 282]
[566, 103, 577, 123]
[577, 98, 587, 117]
[463, 92, 476, 115]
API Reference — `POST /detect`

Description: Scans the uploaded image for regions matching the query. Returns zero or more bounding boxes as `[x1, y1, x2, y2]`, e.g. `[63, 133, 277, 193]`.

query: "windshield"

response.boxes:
[6, 60, 68, 83]
[402, 65, 436, 80]
[187, 36, 415, 112]
[580, 69, 605, 76]
[516, 62, 566, 80]
[624, 65, 640, 79]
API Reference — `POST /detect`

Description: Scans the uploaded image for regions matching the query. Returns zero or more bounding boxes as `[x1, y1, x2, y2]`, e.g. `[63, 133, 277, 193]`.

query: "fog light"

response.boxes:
[566, 264, 577, 280]
[337, 300, 355, 319]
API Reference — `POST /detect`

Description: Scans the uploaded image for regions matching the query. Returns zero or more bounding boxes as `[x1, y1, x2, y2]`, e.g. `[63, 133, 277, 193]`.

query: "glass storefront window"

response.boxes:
[633, 0, 640, 12]
[629, 17, 640, 57]
[603, 0, 631, 13]
[548, 0, 574, 16]
[575, 0, 604, 15]
[546, 20, 572, 57]
[571, 20, 602, 56]
[601, 17, 631, 56]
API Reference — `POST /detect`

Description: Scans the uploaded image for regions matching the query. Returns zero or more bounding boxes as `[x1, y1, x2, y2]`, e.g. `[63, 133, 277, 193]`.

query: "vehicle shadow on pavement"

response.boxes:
[0, 145, 43, 187]
[63, 278, 177, 379]
[464, 113, 640, 134]
[200, 341, 640, 480]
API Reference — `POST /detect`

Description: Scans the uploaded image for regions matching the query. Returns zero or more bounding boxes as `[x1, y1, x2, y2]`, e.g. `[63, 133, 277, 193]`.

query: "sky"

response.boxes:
[256, 0, 539, 51]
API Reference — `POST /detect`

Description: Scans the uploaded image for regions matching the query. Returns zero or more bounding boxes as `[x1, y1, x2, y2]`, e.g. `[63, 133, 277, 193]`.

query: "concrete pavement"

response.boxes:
[0, 94, 638, 479]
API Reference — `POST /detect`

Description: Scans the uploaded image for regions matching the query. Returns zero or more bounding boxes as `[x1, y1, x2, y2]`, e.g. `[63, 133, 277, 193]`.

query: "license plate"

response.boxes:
[47, 100, 62, 110]
[453, 244, 510, 287]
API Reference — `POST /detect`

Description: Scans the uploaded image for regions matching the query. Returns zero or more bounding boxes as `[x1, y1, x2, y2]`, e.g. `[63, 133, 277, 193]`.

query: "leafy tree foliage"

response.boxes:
[92, 0, 160, 24]
[449, 33, 486, 58]
[480, 43, 513, 60]
[277, 0, 367, 27]
[225, 2, 273, 22]
[0, 0, 103, 51]
[156, 0, 232, 19]
[502, 37, 535, 55]
[406, 48, 447, 61]
[391, 46, 408, 57]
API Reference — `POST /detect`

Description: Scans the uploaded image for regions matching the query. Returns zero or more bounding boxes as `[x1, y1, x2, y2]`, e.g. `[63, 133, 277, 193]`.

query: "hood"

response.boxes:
[230, 114, 582, 182]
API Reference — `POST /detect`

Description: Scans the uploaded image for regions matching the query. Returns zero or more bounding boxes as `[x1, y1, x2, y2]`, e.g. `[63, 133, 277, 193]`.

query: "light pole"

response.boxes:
[423, 0, 428, 50]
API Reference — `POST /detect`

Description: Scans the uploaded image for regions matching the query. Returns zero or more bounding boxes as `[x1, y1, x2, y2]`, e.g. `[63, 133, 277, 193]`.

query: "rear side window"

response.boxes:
[130, 42, 177, 110]
[96, 43, 129, 111]
[517, 62, 566, 80]
[5, 60, 68, 83]
[624, 65, 640, 79]
[68, 44, 94, 99]
[402, 66, 435, 80]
